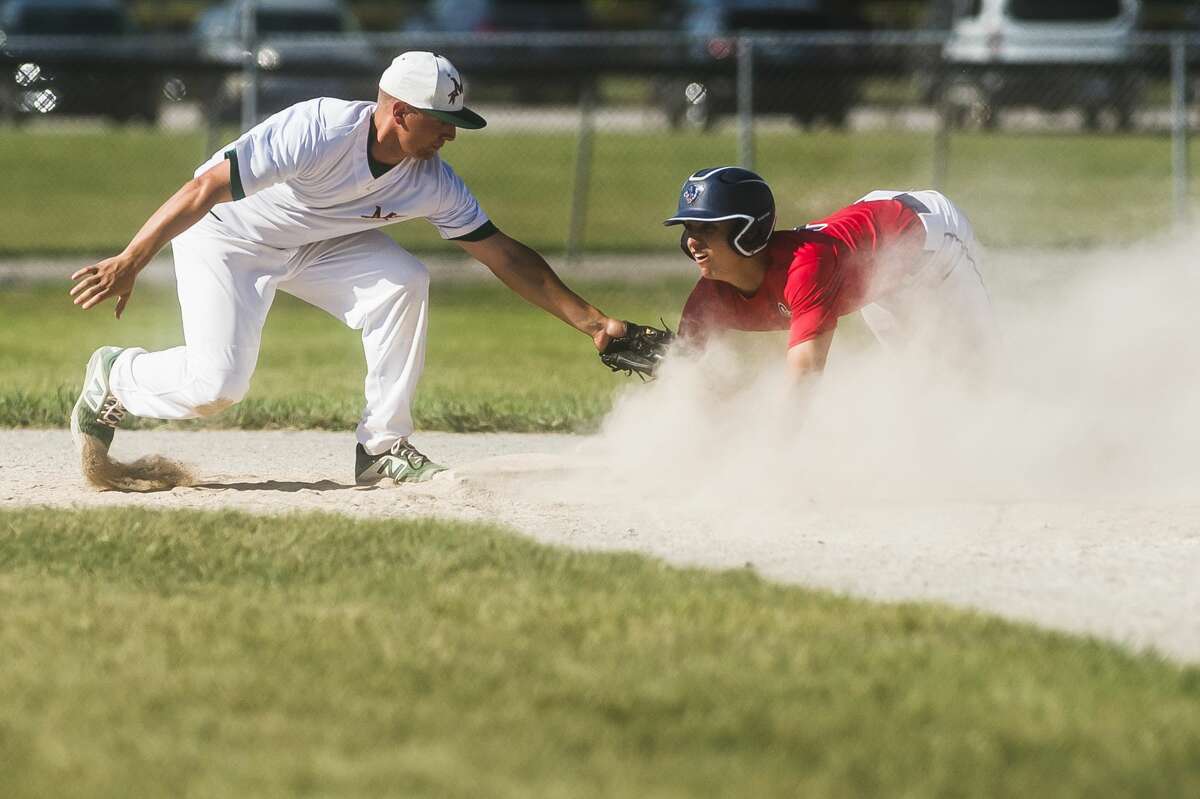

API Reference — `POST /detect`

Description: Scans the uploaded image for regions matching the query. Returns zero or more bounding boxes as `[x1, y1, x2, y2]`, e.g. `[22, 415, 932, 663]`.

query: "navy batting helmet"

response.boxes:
[664, 166, 776, 257]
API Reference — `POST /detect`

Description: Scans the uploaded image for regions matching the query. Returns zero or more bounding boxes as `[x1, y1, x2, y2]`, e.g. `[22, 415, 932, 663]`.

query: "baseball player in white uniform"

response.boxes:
[69, 51, 627, 485]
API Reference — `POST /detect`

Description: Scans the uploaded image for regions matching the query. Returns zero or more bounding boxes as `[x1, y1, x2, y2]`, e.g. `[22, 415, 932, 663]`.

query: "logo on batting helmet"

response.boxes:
[663, 166, 776, 257]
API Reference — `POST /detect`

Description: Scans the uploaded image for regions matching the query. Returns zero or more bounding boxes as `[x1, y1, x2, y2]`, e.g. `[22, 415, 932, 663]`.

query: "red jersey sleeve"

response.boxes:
[784, 244, 841, 346]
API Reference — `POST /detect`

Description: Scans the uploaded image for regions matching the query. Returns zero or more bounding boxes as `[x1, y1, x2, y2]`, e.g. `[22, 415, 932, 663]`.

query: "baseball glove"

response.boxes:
[599, 321, 675, 379]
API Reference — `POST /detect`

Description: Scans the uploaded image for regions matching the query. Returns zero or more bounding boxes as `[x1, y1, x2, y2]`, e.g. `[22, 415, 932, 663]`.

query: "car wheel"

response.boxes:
[940, 79, 990, 131]
[823, 105, 851, 130]
[684, 97, 714, 132]
[657, 79, 688, 130]
[1116, 105, 1135, 132]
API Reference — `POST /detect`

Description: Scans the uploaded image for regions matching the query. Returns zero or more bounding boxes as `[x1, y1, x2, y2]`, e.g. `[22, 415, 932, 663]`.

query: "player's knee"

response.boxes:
[190, 370, 252, 417]
[372, 263, 429, 309]
[405, 264, 430, 298]
[386, 267, 430, 310]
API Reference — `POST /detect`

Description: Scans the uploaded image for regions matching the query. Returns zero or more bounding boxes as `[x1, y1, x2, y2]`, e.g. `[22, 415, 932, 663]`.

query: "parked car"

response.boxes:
[939, 0, 1144, 130]
[401, 0, 596, 104]
[405, 0, 592, 34]
[0, 0, 161, 123]
[193, 0, 378, 121]
[657, 0, 870, 130]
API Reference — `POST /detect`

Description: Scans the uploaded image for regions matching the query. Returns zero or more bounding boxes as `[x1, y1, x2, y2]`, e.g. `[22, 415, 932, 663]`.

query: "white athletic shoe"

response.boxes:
[70, 346, 127, 453]
[355, 440, 446, 485]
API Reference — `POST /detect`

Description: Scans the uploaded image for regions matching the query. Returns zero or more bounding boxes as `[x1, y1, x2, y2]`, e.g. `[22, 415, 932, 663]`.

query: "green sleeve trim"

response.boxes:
[450, 220, 499, 242]
[224, 149, 245, 201]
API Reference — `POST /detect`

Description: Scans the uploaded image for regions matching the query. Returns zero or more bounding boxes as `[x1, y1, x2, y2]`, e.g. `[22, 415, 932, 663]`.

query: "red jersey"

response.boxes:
[679, 199, 927, 346]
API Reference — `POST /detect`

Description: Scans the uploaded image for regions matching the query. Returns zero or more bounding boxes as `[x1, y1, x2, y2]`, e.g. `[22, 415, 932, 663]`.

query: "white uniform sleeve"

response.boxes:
[855, 189, 903, 204]
[427, 159, 490, 240]
[194, 99, 325, 200]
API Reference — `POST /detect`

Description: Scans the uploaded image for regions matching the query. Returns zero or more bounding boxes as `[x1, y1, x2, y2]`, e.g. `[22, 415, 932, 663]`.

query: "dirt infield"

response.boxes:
[3, 428, 1197, 663]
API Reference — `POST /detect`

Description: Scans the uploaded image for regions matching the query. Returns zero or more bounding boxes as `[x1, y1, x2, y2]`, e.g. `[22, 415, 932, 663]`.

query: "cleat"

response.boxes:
[70, 346, 126, 453]
[355, 440, 446, 485]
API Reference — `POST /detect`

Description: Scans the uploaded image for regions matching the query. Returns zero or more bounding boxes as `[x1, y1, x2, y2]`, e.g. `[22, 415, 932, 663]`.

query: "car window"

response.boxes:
[465, 0, 591, 31]
[256, 10, 345, 34]
[1006, 0, 1123, 23]
[489, 0, 587, 7]
[11, 8, 128, 34]
[954, 0, 983, 19]
[726, 9, 831, 32]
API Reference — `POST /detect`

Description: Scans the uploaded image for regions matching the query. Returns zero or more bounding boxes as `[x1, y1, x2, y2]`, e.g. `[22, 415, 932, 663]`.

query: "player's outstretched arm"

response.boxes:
[457, 231, 626, 350]
[70, 160, 234, 318]
[786, 329, 835, 382]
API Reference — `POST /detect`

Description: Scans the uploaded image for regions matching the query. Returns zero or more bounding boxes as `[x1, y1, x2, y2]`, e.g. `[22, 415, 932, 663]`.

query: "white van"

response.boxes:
[941, 0, 1142, 130]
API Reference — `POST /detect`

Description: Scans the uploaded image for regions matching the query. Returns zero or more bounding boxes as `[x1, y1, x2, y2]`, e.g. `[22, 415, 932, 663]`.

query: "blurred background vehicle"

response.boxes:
[401, 0, 597, 104]
[937, 0, 1144, 130]
[404, 0, 593, 35]
[0, 0, 1197, 260]
[0, 0, 162, 123]
[192, 0, 378, 121]
[655, 0, 871, 130]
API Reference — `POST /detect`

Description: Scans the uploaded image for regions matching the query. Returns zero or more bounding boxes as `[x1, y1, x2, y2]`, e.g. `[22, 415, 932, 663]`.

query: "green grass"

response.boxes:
[0, 279, 695, 432]
[1, 127, 1194, 255]
[1, 507, 1198, 797]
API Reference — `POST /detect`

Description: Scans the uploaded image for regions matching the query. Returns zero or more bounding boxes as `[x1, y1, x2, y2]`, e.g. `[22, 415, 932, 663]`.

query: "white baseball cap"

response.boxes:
[379, 51, 486, 130]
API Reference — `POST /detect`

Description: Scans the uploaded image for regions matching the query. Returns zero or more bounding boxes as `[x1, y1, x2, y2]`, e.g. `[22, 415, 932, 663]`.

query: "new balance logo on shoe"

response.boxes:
[374, 460, 411, 481]
[83, 375, 106, 412]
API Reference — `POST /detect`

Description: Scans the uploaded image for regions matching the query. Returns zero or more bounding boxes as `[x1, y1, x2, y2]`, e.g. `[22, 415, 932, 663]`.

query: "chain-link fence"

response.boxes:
[1, 29, 1197, 258]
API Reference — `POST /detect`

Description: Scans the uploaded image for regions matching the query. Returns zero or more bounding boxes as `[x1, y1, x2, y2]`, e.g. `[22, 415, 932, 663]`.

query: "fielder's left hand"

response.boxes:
[70, 255, 140, 318]
[592, 317, 628, 352]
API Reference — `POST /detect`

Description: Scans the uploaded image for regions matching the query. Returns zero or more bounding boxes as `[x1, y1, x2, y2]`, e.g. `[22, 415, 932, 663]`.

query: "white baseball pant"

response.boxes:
[108, 218, 429, 455]
[856, 190, 996, 362]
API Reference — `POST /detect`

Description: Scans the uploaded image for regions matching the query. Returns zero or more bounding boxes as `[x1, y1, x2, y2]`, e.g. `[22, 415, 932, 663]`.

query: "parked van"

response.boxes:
[940, 0, 1142, 130]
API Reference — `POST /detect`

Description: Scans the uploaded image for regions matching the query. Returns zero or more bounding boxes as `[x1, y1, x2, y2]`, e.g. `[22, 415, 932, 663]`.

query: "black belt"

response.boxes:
[894, 192, 930, 215]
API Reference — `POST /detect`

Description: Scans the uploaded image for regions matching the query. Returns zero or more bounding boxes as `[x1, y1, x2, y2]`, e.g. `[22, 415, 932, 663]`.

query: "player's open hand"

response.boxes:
[592, 317, 628, 352]
[70, 256, 139, 318]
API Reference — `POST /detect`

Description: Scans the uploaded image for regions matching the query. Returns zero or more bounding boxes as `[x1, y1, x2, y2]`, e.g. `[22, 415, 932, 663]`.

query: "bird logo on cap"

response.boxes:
[448, 76, 463, 104]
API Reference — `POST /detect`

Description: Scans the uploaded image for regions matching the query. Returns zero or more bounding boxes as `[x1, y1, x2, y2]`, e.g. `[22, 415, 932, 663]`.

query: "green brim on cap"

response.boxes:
[421, 106, 487, 130]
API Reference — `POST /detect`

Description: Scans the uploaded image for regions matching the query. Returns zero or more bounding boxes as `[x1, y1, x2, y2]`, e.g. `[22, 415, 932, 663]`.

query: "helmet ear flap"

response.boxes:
[728, 221, 752, 257]
[731, 209, 775, 256]
[679, 229, 693, 260]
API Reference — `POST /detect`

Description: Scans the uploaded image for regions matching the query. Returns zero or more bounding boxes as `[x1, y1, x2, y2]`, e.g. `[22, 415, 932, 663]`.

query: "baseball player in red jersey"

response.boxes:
[665, 167, 995, 380]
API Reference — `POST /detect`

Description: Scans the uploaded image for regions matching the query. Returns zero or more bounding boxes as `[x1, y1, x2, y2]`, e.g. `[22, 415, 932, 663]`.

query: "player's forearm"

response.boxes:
[487, 242, 607, 335]
[120, 179, 228, 269]
[786, 330, 835, 381]
[510, 270, 605, 333]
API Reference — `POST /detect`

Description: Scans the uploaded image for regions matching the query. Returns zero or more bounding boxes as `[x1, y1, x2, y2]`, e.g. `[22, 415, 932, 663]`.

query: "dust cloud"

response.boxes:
[591, 235, 1200, 508]
[79, 433, 195, 492]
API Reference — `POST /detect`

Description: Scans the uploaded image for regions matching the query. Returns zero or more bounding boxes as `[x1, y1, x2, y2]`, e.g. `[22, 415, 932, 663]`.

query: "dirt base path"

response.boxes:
[3, 429, 1198, 663]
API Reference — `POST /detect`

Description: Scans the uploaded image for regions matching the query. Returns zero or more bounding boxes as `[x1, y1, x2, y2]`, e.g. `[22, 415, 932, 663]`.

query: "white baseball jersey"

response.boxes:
[195, 98, 490, 249]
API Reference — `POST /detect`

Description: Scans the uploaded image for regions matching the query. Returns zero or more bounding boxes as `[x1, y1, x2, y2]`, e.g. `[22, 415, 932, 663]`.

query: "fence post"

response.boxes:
[932, 93, 951, 191]
[204, 68, 223, 159]
[566, 80, 596, 266]
[240, 0, 258, 131]
[931, 48, 951, 191]
[737, 36, 755, 170]
[1170, 34, 1191, 230]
